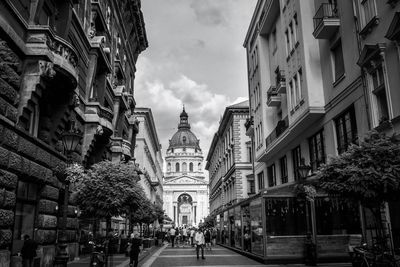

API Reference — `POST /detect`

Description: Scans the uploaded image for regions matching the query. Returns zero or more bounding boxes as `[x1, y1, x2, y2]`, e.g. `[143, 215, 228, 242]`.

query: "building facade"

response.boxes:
[206, 101, 252, 218]
[206, 100, 253, 247]
[134, 108, 163, 208]
[163, 109, 208, 227]
[0, 0, 147, 266]
[211, 0, 372, 263]
[350, 0, 400, 252]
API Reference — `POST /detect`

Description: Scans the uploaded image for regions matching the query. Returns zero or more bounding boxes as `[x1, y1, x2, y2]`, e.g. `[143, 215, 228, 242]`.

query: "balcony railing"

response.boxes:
[313, 3, 340, 39]
[276, 70, 286, 94]
[265, 116, 289, 148]
[267, 86, 281, 107]
[99, 106, 113, 122]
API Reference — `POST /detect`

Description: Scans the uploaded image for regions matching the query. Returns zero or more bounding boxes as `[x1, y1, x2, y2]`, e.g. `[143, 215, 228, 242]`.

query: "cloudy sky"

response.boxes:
[135, 0, 257, 164]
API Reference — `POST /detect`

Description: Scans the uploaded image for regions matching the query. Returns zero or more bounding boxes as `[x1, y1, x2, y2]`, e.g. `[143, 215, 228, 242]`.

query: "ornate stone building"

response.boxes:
[206, 100, 252, 219]
[0, 0, 147, 266]
[163, 109, 209, 227]
[133, 108, 163, 208]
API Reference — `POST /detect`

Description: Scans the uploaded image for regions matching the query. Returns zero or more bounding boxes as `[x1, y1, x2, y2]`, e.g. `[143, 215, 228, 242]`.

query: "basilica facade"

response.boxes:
[163, 109, 209, 227]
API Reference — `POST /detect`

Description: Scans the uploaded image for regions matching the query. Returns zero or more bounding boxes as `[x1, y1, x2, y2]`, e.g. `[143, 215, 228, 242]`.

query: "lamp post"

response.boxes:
[54, 123, 82, 267]
[297, 158, 316, 266]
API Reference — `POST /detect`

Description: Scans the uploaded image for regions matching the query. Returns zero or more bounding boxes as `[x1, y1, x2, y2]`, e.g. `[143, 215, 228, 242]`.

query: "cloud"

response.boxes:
[189, 1, 227, 27]
[135, 74, 244, 159]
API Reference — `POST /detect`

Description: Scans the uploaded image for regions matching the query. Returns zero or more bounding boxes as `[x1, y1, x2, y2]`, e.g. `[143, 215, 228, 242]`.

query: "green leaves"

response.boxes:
[315, 131, 400, 207]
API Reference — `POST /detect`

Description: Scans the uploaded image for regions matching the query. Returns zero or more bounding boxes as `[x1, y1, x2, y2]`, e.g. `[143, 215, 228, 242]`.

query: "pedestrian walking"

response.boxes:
[190, 228, 195, 247]
[21, 235, 38, 267]
[211, 228, 217, 247]
[169, 227, 176, 248]
[128, 232, 142, 267]
[204, 228, 212, 250]
[194, 228, 205, 260]
[182, 227, 188, 246]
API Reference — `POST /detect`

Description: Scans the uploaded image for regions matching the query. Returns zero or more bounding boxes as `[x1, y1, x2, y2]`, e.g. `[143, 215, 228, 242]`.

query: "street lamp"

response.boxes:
[54, 122, 82, 267]
[297, 158, 311, 180]
[297, 158, 316, 266]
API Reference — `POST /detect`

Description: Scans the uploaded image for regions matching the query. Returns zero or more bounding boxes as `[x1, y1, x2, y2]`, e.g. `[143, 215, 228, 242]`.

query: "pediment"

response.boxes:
[164, 175, 207, 185]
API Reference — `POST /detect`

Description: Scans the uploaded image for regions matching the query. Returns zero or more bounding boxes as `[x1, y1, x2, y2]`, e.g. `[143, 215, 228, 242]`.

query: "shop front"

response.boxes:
[217, 192, 362, 264]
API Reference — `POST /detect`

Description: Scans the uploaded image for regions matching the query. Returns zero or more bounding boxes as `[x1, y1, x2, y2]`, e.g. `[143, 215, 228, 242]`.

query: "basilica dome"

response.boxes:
[168, 108, 201, 151]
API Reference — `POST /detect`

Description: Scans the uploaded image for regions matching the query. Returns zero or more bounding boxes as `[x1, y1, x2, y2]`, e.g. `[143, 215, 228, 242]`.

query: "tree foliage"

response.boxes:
[66, 160, 146, 219]
[315, 131, 400, 207]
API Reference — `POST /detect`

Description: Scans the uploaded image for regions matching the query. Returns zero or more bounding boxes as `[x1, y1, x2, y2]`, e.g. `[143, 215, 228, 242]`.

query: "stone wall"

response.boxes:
[0, 36, 78, 267]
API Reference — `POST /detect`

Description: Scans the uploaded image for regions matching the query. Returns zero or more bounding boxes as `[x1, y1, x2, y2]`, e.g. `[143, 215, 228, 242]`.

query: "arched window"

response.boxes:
[175, 162, 180, 172]
[189, 162, 193, 172]
[167, 163, 171, 172]
[182, 162, 187, 172]
[183, 136, 187, 143]
[198, 163, 202, 171]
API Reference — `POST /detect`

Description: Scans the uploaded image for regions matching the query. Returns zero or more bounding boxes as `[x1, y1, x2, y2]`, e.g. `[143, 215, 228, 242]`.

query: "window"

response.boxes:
[280, 156, 288, 184]
[267, 164, 276, 187]
[289, 80, 295, 110]
[332, 40, 345, 81]
[247, 177, 255, 194]
[189, 162, 193, 172]
[370, 64, 389, 125]
[175, 162, 180, 172]
[292, 146, 301, 181]
[167, 163, 171, 172]
[246, 142, 252, 163]
[257, 172, 265, 190]
[334, 105, 357, 154]
[309, 130, 326, 172]
[198, 163, 202, 171]
[294, 14, 299, 44]
[359, 0, 377, 28]
[285, 30, 290, 56]
[182, 162, 187, 172]
[289, 22, 294, 52]
[12, 182, 39, 254]
[272, 28, 277, 52]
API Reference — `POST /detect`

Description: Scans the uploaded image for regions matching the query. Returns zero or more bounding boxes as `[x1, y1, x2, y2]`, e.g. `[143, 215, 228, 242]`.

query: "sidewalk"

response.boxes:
[67, 244, 164, 267]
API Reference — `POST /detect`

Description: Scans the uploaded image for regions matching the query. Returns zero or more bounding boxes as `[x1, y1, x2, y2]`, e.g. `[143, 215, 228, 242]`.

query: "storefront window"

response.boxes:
[222, 211, 228, 245]
[315, 197, 361, 235]
[250, 198, 263, 256]
[234, 206, 242, 249]
[265, 197, 307, 236]
[242, 205, 251, 252]
[228, 209, 235, 247]
[12, 181, 39, 254]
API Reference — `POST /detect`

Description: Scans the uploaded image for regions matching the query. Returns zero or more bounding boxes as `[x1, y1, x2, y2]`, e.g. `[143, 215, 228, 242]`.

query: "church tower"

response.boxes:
[163, 108, 209, 227]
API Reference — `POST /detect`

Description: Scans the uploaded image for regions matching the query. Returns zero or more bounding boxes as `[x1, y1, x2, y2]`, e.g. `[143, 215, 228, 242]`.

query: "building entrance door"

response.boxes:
[182, 215, 188, 225]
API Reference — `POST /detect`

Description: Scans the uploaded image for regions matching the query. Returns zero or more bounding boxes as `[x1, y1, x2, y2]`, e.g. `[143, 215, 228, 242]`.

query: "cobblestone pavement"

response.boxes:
[140, 244, 353, 267]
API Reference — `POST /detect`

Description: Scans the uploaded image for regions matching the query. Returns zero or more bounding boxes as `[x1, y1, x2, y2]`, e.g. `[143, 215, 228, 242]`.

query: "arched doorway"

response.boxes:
[178, 193, 193, 226]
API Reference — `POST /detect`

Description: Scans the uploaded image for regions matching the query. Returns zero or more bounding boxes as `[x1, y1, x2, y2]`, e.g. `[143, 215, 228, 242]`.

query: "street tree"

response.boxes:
[65, 160, 146, 234]
[315, 130, 400, 243]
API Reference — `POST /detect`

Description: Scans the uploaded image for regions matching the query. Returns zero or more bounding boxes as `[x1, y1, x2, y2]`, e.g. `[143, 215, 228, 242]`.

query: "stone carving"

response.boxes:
[45, 35, 78, 68]
[96, 125, 104, 135]
[39, 61, 56, 79]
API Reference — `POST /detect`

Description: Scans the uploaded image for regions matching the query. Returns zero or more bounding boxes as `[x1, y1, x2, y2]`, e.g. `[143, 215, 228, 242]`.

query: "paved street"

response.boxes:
[139, 244, 353, 267]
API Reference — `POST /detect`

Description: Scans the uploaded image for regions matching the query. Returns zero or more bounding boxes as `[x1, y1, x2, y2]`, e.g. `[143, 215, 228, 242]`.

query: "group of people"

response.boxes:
[166, 226, 217, 260]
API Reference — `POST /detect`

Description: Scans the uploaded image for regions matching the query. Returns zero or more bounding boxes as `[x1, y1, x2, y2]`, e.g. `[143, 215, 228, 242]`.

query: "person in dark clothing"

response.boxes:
[128, 232, 143, 267]
[21, 235, 38, 267]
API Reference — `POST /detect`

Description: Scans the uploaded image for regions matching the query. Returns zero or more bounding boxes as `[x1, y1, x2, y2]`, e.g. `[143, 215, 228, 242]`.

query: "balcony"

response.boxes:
[91, 0, 110, 36]
[275, 70, 286, 94]
[90, 35, 112, 73]
[245, 116, 254, 136]
[265, 116, 289, 148]
[85, 102, 114, 135]
[25, 27, 78, 86]
[110, 137, 132, 160]
[313, 3, 340, 39]
[267, 86, 281, 107]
